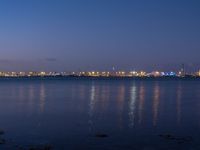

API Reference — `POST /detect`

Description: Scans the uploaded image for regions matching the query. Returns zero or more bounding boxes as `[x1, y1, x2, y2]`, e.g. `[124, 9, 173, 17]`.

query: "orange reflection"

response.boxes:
[39, 83, 46, 113]
[117, 84, 125, 129]
[76, 85, 87, 111]
[100, 85, 110, 112]
[89, 85, 95, 116]
[138, 84, 145, 124]
[78, 85, 86, 100]
[28, 85, 34, 112]
[176, 84, 182, 124]
[152, 83, 160, 126]
[17, 85, 25, 112]
[19, 85, 25, 101]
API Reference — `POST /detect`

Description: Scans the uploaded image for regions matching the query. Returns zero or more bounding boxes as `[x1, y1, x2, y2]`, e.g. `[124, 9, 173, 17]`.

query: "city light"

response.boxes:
[0, 69, 198, 78]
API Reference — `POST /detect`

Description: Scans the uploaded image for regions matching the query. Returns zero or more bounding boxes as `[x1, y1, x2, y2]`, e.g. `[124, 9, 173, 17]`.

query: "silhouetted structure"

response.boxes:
[180, 64, 185, 77]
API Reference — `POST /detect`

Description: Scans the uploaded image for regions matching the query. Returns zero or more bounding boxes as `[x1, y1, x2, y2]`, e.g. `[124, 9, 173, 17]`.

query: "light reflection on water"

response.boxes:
[39, 83, 46, 113]
[0, 79, 200, 149]
[128, 83, 136, 128]
[176, 84, 182, 124]
[152, 83, 160, 126]
[89, 84, 96, 132]
[138, 83, 145, 124]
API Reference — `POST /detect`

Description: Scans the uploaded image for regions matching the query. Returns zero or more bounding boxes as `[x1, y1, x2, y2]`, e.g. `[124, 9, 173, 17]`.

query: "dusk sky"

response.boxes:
[0, 0, 200, 72]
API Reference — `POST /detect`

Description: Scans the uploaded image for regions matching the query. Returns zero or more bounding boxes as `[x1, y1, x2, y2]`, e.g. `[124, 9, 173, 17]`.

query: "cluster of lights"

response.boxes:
[0, 70, 199, 77]
[197, 70, 200, 77]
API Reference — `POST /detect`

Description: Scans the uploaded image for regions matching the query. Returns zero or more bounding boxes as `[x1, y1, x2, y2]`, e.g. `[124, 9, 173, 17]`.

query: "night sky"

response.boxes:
[0, 0, 200, 72]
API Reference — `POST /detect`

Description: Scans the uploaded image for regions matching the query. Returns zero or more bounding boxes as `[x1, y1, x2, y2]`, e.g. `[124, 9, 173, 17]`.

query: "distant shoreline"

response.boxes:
[0, 76, 199, 80]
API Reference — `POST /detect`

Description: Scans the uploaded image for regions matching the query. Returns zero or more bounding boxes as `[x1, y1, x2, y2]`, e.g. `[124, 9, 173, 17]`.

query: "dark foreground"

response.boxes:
[0, 78, 200, 150]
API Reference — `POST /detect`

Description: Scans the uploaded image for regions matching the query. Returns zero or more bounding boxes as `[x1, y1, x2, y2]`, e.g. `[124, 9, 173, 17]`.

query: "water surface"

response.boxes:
[0, 78, 200, 149]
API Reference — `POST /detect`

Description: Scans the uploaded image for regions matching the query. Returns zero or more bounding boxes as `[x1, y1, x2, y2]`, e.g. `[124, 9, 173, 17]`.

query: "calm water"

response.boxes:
[0, 78, 200, 150]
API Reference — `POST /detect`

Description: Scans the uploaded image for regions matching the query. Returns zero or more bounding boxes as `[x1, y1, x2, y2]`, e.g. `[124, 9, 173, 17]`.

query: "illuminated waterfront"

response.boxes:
[0, 69, 200, 78]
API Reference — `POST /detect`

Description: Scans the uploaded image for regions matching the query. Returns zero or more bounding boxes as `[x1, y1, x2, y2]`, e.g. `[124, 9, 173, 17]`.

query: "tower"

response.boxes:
[180, 64, 185, 77]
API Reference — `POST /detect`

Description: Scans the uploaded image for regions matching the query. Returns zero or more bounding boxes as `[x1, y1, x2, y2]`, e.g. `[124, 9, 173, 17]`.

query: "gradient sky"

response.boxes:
[0, 0, 200, 72]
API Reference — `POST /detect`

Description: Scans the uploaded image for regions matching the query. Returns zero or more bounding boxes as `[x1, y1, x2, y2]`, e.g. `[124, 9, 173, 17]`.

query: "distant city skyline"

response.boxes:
[0, 66, 200, 77]
[0, 0, 200, 71]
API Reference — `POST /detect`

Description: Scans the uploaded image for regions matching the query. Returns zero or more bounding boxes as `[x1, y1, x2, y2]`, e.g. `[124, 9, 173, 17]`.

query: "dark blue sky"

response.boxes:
[0, 0, 200, 72]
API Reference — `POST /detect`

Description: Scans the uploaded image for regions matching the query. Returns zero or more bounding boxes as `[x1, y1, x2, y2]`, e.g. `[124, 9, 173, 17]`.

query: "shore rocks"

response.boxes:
[0, 138, 5, 144]
[95, 133, 108, 138]
[0, 129, 5, 145]
[0, 130, 4, 135]
[29, 145, 52, 150]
